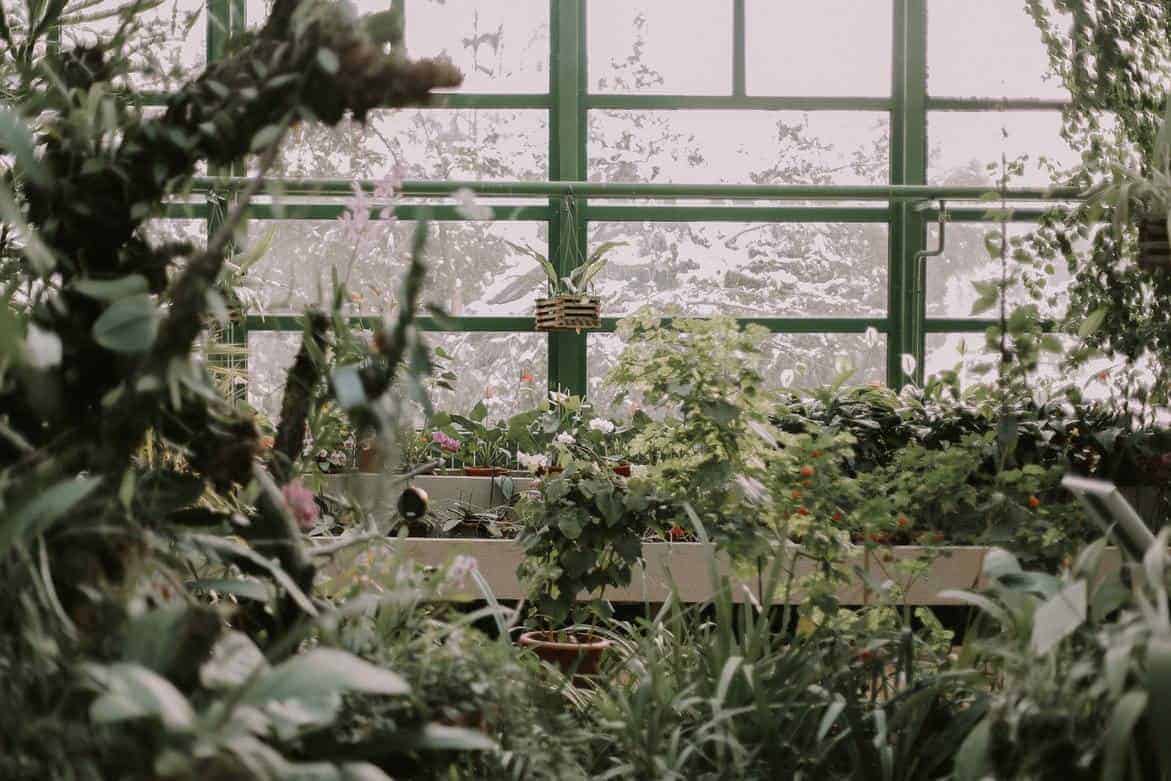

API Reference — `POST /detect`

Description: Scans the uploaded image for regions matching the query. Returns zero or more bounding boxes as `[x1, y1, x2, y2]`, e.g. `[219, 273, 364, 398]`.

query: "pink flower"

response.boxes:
[282, 480, 319, 531]
[431, 431, 461, 453]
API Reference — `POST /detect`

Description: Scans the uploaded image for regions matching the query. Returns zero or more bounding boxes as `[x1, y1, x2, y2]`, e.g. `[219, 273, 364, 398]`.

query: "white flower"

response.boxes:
[549, 390, 569, 405]
[517, 451, 550, 472]
[24, 324, 61, 369]
[588, 417, 615, 434]
[864, 326, 881, 349]
[554, 432, 576, 446]
[901, 353, 918, 375]
[780, 369, 795, 387]
[447, 555, 478, 589]
[454, 188, 493, 220]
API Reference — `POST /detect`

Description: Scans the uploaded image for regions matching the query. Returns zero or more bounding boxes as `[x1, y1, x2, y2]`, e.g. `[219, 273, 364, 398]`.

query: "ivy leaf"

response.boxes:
[93, 295, 159, 353]
[1078, 307, 1108, 338]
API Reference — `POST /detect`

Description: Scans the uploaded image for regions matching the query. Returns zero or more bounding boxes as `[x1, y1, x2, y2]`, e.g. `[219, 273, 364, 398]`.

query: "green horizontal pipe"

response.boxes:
[923, 318, 1058, 333]
[242, 204, 552, 221]
[431, 92, 551, 109]
[587, 95, 892, 111]
[920, 207, 1066, 222]
[926, 97, 1070, 111]
[190, 177, 1086, 202]
[583, 206, 890, 223]
[244, 314, 887, 334]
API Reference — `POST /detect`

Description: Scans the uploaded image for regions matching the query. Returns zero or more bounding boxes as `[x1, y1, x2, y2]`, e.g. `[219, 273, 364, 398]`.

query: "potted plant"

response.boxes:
[515, 460, 664, 676]
[505, 240, 626, 332]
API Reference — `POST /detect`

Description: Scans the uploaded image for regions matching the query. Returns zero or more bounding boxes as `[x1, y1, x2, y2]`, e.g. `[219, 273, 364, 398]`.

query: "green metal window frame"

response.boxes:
[182, 0, 1074, 399]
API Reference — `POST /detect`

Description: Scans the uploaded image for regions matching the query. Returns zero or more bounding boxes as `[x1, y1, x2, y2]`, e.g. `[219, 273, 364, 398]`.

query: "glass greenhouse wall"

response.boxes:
[145, 0, 1084, 418]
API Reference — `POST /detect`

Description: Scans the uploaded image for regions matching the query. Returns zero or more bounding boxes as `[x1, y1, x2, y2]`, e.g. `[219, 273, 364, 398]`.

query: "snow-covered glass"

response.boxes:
[924, 222, 1072, 321]
[588, 0, 732, 94]
[588, 222, 887, 318]
[589, 111, 889, 185]
[747, 0, 892, 97]
[425, 333, 548, 419]
[269, 109, 548, 181]
[242, 220, 547, 316]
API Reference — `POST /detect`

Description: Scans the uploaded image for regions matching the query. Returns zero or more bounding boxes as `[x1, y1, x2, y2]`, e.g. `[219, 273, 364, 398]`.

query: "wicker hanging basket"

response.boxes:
[1138, 214, 1171, 270]
[534, 295, 601, 332]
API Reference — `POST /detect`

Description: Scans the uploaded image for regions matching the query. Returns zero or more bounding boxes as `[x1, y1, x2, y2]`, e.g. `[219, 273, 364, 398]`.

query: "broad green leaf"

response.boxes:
[243, 648, 409, 704]
[982, 548, 1021, 581]
[952, 718, 990, 781]
[1146, 636, 1171, 773]
[201, 631, 269, 690]
[73, 274, 149, 301]
[250, 123, 284, 152]
[0, 476, 102, 555]
[92, 294, 159, 353]
[188, 578, 272, 601]
[316, 47, 340, 74]
[1102, 691, 1147, 781]
[399, 724, 496, 752]
[1029, 579, 1086, 654]
[87, 662, 195, 731]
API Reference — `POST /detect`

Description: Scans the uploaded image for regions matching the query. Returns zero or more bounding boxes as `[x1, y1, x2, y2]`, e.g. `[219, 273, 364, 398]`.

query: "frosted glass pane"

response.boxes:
[747, 0, 892, 96]
[426, 333, 548, 418]
[924, 223, 1072, 320]
[588, 0, 732, 94]
[927, 111, 1075, 186]
[928, 0, 1067, 99]
[590, 111, 889, 184]
[407, 0, 549, 93]
[242, 220, 547, 315]
[588, 222, 887, 317]
[270, 109, 548, 180]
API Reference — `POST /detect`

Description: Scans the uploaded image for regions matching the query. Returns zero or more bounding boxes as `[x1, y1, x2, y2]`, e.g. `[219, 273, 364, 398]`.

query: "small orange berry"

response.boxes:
[897, 515, 909, 528]
[669, 525, 686, 540]
[811, 450, 823, 458]
[790, 489, 802, 501]
[800, 465, 815, 478]
[796, 506, 810, 516]
[1028, 495, 1041, 509]
[802, 479, 813, 488]
[832, 510, 844, 522]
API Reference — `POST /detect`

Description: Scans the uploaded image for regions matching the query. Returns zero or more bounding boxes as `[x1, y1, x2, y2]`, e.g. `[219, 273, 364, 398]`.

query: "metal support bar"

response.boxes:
[186, 177, 1084, 202]
[911, 201, 948, 379]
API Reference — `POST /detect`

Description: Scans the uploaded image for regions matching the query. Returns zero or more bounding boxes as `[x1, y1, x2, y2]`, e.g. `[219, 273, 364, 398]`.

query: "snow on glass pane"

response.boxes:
[63, 0, 206, 92]
[588, 222, 886, 318]
[588, 0, 731, 94]
[241, 220, 546, 315]
[924, 222, 1072, 320]
[588, 331, 886, 415]
[406, 0, 549, 93]
[928, 0, 1067, 99]
[927, 111, 1077, 187]
[248, 332, 546, 424]
[589, 111, 889, 184]
[269, 109, 548, 180]
[925, 333, 1120, 394]
[426, 333, 548, 420]
[746, 0, 892, 97]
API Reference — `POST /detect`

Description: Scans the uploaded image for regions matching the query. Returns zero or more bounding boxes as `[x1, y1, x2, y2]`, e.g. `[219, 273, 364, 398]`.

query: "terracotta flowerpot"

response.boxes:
[517, 630, 611, 676]
[464, 466, 509, 477]
[536, 465, 565, 477]
[612, 463, 632, 477]
[356, 440, 383, 473]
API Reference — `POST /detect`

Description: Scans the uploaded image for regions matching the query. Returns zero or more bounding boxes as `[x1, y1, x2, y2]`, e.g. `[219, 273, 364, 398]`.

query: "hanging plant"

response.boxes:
[504, 197, 625, 332]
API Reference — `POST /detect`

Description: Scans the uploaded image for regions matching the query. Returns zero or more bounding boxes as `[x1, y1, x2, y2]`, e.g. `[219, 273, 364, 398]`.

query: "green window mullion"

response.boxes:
[733, 0, 746, 97]
[548, 0, 588, 397]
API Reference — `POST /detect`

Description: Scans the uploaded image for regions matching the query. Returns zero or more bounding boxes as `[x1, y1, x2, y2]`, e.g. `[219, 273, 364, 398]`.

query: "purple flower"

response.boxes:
[282, 480, 320, 531]
[431, 431, 461, 453]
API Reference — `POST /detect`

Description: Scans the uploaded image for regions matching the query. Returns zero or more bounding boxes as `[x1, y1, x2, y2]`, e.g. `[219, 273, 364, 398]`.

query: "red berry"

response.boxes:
[800, 465, 815, 478]
[1028, 495, 1041, 509]
[796, 506, 809, 516]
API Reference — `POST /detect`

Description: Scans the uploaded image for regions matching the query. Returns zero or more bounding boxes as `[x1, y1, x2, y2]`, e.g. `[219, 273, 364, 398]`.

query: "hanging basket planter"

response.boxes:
[1137, 214, 1171, 270]
[534, 295, 602, 332]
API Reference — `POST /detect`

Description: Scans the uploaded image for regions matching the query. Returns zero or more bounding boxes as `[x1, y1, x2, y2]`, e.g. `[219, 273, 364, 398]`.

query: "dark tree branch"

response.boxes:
[273, 310, 331, 484]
